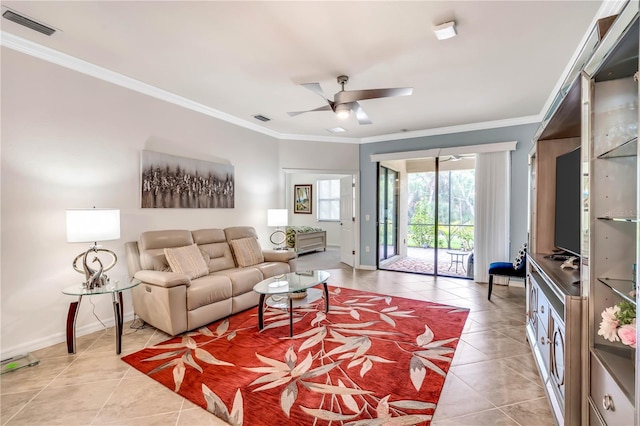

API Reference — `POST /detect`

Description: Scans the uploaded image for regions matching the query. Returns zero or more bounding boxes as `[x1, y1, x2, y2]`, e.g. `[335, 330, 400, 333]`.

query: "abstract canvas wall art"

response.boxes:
[141, 150, 234, 208]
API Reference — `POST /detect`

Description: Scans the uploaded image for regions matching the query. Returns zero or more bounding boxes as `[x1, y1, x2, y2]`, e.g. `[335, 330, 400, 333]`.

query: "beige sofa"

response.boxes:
[125, 226, 297, 336]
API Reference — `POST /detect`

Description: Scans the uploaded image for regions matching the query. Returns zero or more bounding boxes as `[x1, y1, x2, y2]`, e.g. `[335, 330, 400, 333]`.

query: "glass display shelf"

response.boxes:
[592, 345, 636, 404]
[597, 216, 638, 223]
[597, 136, 638, 159]
[597, 277, 636, 305]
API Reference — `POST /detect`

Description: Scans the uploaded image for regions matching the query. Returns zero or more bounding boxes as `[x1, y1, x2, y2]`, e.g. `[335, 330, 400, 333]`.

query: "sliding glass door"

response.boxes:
[378, 165, 398, 262]
[384, 155, 475, 278]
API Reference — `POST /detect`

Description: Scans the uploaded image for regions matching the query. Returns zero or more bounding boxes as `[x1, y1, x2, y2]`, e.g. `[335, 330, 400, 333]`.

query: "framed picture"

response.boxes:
[294, 184, 312, 214]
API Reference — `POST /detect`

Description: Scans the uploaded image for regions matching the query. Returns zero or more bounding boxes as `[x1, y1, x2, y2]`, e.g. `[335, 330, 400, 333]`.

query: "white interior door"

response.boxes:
[340, 176, 355, 267]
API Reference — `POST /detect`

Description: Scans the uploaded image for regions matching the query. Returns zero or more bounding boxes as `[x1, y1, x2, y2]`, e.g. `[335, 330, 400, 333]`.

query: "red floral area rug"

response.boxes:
[122, 286, 469, 425]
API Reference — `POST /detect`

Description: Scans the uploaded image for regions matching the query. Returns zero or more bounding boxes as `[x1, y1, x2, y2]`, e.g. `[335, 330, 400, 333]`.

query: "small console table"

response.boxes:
[62, 278, 140, 355]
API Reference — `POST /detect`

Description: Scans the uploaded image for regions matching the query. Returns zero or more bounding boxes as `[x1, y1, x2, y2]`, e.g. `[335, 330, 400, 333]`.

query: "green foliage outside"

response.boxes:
[408, 169, 475, 250]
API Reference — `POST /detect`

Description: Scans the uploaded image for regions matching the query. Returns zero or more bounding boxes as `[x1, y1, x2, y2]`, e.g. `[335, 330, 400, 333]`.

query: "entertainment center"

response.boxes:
[528, 2, 638, 424]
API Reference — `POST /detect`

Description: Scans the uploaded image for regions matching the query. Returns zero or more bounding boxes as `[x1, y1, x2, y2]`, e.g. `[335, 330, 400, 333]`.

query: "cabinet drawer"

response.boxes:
[536, 316, 551, 370]
[537, 286, 550, 332]
[590, 352, 635, 425]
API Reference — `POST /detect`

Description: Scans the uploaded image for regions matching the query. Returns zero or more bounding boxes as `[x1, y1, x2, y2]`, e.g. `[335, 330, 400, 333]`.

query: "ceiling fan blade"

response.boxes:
[287, 104, 333, 117]
[335, 87, 413, 104]
[301, 82, 329, 100]
[350, 102, 372, 125]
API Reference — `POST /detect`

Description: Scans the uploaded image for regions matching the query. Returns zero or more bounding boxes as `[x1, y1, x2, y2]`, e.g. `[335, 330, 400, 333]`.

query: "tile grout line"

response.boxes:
[90, 323, 161, 425]
[2, 331, 104, 426]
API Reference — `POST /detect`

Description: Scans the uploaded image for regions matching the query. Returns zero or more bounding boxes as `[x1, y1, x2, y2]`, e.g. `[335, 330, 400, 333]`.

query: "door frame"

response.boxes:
[282, 168, 360, 268]
[377, 164, 400, 264]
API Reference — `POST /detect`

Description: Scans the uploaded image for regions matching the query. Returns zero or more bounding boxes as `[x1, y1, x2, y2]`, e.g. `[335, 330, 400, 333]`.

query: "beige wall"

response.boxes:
[0, 48, 358, 357]
[278, 139, 359, 172]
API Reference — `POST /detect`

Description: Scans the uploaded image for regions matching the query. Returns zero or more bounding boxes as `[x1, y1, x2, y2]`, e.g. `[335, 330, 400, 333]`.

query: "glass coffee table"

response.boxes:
[253, 270, 330, 337]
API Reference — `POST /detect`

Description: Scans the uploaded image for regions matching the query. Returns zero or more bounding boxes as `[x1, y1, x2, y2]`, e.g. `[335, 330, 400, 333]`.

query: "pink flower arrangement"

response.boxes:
[598, 301, 636, 348]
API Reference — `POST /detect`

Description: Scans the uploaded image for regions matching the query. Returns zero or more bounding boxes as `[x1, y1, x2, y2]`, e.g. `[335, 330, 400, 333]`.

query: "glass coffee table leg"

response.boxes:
[323, 283, 330, 313]
[289, 297, 294, 337]
[258, 294, 266, 330]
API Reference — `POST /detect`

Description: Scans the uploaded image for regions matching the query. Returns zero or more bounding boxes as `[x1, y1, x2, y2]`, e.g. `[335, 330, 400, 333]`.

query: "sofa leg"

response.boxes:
[488, 275, 494, 300]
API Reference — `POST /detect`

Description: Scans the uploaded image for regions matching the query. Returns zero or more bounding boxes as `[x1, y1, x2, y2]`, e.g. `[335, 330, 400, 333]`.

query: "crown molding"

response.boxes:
[2, 30, 543, 145]
[360, 115, 541, 144]
[0, 31, 282, 139]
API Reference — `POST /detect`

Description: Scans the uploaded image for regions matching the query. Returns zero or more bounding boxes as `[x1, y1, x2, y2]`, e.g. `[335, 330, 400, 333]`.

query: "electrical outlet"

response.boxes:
[365, 214, 370, 221]
[365, 246, 370, 253]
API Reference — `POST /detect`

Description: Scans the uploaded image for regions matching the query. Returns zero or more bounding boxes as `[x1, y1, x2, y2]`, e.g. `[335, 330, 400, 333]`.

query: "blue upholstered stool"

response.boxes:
[488, 256, 526, 300]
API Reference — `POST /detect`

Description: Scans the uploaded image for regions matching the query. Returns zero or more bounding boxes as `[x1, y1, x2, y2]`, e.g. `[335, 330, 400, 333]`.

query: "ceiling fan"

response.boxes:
[440, 154, 475, 162]
[287, 75, 413, 125]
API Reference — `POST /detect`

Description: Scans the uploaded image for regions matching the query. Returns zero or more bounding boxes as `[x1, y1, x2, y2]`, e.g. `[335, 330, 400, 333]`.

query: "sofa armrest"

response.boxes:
[133, 270, 191, 288]
[263, 249, 297, 263]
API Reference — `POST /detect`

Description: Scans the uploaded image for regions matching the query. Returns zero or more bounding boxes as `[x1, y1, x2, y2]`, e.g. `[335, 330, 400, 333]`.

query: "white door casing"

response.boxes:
[340, 176, 355, 267]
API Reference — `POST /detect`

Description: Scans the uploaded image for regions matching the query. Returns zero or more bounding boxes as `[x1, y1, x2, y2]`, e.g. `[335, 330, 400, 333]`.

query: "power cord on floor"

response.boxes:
[129, 314, 147, 330]
[88, 296, 107, 329]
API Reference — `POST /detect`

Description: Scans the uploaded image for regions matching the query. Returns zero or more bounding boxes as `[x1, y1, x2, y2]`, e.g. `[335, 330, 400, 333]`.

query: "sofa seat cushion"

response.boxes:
[255, 262, 291, 279]
[187, 275, 232, 311]
[164, 244, 209, 279]
[213, 267, 263, 296]
[229, 237, 264, 267]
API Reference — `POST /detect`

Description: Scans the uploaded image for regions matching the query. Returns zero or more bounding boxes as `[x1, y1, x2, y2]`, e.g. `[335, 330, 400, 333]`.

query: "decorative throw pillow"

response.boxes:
[513, 243, 527, 269]
[164, 244, 209, 279]
[230, 237, 264, 267]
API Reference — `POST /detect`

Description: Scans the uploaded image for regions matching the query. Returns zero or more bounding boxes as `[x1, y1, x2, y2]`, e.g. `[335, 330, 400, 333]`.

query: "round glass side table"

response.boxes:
[62, 278, 140, 355]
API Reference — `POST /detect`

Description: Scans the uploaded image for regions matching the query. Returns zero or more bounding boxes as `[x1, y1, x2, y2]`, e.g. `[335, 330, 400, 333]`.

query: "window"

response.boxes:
[317, 179, 340, 221]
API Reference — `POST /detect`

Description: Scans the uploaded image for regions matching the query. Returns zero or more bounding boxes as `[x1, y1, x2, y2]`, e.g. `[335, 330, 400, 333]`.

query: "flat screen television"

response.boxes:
[554, 147, 581, 256]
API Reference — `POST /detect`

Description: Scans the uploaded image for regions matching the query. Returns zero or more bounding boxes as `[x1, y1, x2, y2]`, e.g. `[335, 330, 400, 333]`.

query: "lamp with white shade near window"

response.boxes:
[267, 209, 288, 250]
[66, 208, 120, 289]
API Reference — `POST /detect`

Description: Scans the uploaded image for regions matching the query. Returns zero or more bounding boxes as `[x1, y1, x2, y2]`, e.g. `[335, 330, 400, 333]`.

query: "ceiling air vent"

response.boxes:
[2, 10, 56, 36]
[253, 115, 271, 122]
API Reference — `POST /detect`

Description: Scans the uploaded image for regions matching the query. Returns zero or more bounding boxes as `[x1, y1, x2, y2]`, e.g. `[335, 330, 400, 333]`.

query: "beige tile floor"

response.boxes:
[1, 269, 554, 425]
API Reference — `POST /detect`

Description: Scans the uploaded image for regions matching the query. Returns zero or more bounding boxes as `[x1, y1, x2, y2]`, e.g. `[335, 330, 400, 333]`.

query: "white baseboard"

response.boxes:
[1, 311, 136, 361]
[357, 264, 377, 271]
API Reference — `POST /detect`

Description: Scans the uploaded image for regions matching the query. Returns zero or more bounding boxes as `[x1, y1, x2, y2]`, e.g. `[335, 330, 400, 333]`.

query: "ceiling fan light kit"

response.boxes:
[434, 21, 456, 40]
[335, 104, 351, 120]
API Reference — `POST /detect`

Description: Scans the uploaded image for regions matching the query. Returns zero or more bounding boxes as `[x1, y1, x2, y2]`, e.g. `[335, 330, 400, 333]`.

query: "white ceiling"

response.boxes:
[0, 1, 610, 143]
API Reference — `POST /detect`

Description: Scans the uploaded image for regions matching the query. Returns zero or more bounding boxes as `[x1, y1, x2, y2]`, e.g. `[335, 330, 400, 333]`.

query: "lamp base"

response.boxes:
[72, 246, 117, 290]
[270, 229, 286, 249]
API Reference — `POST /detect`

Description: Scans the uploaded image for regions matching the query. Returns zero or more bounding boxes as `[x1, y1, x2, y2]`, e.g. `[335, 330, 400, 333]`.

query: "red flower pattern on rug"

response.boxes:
[122, 286, 469, 425]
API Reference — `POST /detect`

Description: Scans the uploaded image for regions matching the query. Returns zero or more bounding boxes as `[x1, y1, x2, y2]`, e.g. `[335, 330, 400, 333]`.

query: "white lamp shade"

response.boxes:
[66, 208, 121, 243]
[267, 209, 288, 227]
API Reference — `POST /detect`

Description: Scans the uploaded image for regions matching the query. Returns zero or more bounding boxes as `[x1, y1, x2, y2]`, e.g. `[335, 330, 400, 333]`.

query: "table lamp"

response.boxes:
[267, 209, 288, 250]
[66, 208, 120, 289]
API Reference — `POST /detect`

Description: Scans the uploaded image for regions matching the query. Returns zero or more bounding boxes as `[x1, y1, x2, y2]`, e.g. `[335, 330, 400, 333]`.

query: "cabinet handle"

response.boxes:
[540, 336, 549, 345]
[602, 394, 613, 411]
[540, 305, 545, 314]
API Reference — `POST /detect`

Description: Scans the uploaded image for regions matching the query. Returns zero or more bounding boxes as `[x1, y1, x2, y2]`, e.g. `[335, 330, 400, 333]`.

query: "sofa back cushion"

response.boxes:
[164, 243, 210, 279]
[229, 237, 264, 267]
[224, 226, 258, 242]
[192, 229, 236, 272]
[139, 229, 194, 271]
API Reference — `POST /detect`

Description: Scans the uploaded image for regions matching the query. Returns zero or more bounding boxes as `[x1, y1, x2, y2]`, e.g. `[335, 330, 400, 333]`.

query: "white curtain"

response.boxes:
[474, 151, 510, 283]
